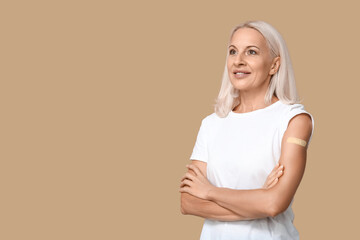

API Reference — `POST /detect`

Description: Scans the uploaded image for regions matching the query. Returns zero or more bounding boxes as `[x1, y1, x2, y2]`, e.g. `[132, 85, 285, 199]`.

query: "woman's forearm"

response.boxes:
[180, 161, 249, 221]
[203, 114, 311, 219]
[181, 192, 251, 221]
[207, 187, 276, 219]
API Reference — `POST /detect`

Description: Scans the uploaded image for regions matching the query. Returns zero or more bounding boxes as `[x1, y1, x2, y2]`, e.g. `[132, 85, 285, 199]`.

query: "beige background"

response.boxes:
[1, 0, 358, 239]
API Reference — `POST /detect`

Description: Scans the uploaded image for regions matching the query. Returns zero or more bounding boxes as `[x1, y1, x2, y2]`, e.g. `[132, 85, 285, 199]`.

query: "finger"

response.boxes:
[180, 172, 195, 182]
[264, 164, 284, 188]
[267, 177, 278, 188]
[179, 186, 190, 193]
[273, 162, 280, 171]
[276, 169, 284, 178]
[186, 164, 202, 176]
[268, 167, 284, 185]
[267, 169, 277, 181]
[268, 163, 282, 179]
[264, 176, 276, 188]
[180, 179, 192, 187]
[266, 164, 279, 182]
[263, 178, 272, 188]
[264, 169, 278, 188]
[180, 177, 189, 186]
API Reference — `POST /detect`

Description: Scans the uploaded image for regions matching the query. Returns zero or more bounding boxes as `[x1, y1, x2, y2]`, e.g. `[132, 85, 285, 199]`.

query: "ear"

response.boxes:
[269, 56, 280, 75]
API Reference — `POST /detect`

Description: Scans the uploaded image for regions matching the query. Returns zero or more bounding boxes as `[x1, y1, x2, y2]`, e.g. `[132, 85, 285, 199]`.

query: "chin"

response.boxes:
[230, 80, 251, 91]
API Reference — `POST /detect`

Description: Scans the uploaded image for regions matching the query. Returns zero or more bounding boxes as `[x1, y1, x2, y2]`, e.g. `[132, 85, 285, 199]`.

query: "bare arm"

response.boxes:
[180, 160, 284, 221]
[181, 191, 247, 221]
[180, 161, 246, 221]
[181, 113, 313, 219]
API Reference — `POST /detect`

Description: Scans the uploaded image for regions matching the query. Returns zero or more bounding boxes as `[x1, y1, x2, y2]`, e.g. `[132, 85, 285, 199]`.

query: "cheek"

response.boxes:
[227, 60, 233, 72]
[251, 60, 270, 74]
[227, 58, 232, 67]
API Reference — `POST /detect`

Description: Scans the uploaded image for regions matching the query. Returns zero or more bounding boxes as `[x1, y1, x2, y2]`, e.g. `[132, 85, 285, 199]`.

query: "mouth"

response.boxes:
[233, 70, 251, 79]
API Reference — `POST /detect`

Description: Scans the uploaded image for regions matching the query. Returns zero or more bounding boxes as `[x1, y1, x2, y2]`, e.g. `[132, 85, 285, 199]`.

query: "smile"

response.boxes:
[233, 71, 251, 79]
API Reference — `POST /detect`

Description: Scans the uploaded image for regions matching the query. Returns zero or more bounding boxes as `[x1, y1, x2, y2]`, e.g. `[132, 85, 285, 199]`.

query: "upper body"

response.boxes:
[179, 20, 315, 240]
[189, 100, 314, 239]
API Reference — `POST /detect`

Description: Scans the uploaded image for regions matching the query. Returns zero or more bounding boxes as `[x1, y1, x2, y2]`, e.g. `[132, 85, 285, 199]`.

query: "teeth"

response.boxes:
[236, 72, 246, 74]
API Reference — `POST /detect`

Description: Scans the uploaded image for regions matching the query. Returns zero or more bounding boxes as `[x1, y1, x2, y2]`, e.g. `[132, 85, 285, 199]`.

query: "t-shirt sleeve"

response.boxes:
[280, 104, 315, 148]
[189, 118, 208, 163]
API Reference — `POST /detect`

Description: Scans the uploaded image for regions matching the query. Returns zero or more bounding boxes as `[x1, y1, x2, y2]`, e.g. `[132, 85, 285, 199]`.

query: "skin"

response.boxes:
[180, 161, 284, 221]
[228, 27, 280, 112]
[179, 27, 313, 220]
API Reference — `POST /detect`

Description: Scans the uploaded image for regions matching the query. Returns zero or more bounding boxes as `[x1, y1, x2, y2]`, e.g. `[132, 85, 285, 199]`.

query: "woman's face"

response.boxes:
[227, 27, 279, 93]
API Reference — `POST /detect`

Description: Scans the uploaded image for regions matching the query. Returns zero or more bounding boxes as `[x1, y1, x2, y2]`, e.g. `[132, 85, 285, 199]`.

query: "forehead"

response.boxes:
[230, 27, 267, 49]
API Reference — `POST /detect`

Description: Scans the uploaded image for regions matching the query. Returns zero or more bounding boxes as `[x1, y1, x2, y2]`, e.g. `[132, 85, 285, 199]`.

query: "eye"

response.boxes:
[229, 49, 237, 55]
[248, 49, 257, 55]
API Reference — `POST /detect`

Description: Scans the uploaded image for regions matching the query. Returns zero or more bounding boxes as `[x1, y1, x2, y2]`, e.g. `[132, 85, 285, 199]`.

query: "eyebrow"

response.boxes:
[228, 45, 260, 50]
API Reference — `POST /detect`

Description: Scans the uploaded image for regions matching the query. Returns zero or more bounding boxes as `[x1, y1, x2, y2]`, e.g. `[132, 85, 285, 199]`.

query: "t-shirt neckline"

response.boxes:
[229, 100, 282, 117]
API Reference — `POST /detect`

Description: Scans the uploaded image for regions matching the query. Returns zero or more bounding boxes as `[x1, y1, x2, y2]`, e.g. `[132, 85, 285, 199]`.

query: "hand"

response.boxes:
[262, 163, 284, 189]
[179, 164, 215, 200]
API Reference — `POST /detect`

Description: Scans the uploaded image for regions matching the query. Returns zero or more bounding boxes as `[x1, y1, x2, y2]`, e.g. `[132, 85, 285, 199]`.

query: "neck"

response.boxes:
[233, 89, 279, 113]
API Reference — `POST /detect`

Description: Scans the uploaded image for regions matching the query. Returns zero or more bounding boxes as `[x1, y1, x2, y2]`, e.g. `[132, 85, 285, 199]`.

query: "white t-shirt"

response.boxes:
[190, 100, 315, 240]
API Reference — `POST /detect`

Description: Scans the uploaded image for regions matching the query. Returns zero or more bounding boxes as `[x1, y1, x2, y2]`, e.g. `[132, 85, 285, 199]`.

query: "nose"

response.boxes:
[234, 52, 246, 66]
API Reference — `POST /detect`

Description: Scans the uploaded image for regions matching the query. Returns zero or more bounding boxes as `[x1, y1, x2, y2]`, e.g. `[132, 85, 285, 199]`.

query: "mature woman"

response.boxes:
[179, 20, 314, 239]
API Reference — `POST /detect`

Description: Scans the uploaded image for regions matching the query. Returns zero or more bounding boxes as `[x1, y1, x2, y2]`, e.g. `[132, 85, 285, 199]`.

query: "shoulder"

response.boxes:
[280, 102, 314, 126]
[281, 103, 314, 143]
[196, 112, 223, 137]
[287, 113, 313, 135]
[280, 102, 306, 114]
[200, 112, 219, 126]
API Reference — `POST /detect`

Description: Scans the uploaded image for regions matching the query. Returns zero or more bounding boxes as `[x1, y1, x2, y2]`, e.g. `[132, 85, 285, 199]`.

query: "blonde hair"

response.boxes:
[213, 20, 301, 118]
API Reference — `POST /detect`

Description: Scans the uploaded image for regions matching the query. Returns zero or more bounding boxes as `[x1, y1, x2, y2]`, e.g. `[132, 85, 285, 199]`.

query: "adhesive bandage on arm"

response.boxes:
[287, 137, 307, 147]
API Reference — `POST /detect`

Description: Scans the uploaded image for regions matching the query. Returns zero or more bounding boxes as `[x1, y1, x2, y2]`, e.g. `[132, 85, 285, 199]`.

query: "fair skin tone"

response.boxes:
[228, 27, 280, 112]
[180, 161, 284, 221]
[179, 27, 313, 220]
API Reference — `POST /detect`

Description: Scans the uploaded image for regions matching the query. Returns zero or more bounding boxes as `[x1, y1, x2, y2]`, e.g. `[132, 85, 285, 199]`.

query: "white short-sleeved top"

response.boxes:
[190, 100, 315, 240]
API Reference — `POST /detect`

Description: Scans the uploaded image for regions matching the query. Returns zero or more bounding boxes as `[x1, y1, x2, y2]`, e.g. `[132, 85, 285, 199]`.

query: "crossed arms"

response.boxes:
[179, 113, 313, 221]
